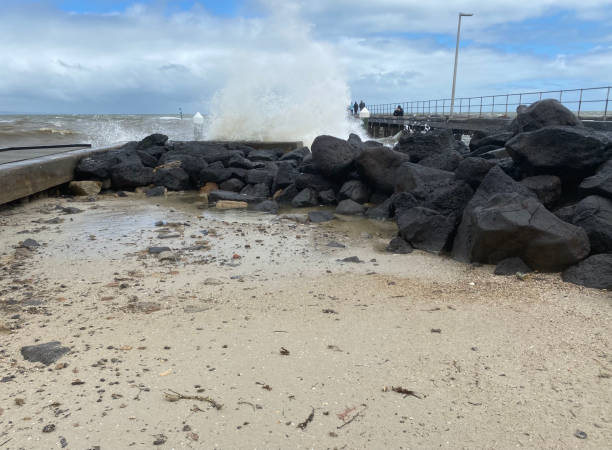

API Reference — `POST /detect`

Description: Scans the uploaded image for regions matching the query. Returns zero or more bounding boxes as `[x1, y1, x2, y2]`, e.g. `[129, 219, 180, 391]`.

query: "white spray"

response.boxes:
[205, 4, 367, 148]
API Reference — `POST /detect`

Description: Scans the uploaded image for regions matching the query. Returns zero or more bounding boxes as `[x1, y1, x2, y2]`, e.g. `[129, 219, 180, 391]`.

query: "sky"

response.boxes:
[1, 0, 611, 114]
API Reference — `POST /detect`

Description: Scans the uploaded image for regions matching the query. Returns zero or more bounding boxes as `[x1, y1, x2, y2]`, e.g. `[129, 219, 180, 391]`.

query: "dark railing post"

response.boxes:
[559, 90, 563, 102]
[467, 97, 471, 118]
[578, 89, 583, 118]
[492, 95, 495, 115]
[519, 93, 522, 107]
[479, 96, 483, 117]
[605, 87, 610, 120]
[505, 94, 509, 116]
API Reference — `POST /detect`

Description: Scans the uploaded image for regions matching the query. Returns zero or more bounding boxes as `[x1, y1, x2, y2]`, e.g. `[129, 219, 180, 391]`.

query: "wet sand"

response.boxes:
[0, 193, 611, 449]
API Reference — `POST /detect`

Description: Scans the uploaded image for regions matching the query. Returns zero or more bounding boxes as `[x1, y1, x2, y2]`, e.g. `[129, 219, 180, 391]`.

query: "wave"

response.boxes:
[0, 127, 79, 138]
[158, 116, 181, 121]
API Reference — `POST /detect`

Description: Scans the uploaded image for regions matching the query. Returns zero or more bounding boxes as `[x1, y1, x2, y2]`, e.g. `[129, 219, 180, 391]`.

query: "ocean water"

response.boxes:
[0, 114, 202, 149]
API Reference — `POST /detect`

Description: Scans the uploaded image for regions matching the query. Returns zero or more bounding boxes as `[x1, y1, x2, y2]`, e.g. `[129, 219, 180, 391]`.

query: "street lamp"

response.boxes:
[449, 12, 473, 118]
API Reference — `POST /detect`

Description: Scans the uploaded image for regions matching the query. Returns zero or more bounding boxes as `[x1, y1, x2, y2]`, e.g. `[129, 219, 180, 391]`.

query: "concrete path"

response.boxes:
[0, 146, 90, 165]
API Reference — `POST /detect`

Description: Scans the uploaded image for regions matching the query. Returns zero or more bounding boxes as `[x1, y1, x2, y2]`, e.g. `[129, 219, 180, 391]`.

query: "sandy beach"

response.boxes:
[0, 193, 611, 449]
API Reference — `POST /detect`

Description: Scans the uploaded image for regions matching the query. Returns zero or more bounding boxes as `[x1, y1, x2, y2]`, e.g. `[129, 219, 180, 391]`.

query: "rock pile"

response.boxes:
[74, 99, 612, 289]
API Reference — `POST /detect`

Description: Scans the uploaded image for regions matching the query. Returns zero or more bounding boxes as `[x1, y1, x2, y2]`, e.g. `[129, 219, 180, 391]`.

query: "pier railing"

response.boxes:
[366, 86, 611, 120]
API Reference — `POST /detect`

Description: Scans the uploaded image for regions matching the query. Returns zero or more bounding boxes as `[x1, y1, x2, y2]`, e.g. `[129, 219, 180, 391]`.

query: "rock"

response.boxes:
[136, 133, 168, 149]
[136, 149, 159, 168]
[148, 246, 171, 254]
[355, 146, 410, 194]
[145, 186, 167, 197]
[275, 184, 300, 205]
[572, 195, 612, 254]
[579, 159, 612, 199]
[311, 135, 360, 178]
[157, 153, 209, 184]
[21, 341, 69, 366]
[171, 141, 241, 165]
[241, 183, 270, 198]
[246, 167, 277, 187]
[292, 188, 318, 207]
[20, 238, 40, 250]
[336, 199, 365, 215]
[228, 154, 254, 170]
[386, 236, 413, 254]
[308, 211, 335, 223]
[295, 173, 336, 193]
[248, 149, 282, 162]
[395, 129, 457, 162]
[154, 167, 190, 191]
[251, 200, 279, 214]
[219, 178, 245, 192]
[158, 251, 176, 261]
[562, 254, 612, 289]
[197, 161, 232, 184]
[394, 163, 454, 193]
[338, 180, 371, 204]
[279, 146, 310, 162]
[397, 207, 456, 253]
[318, 189, 337, 205]
[505, 126, 612, 181]
[327, 241, 346, 248]
[469, 131, 513, 151]
[520, 175, 562, 209]
[274, 162, 300, 189]
[279, 213, 308, 223]
[208, 190, 265, 204]
[339, 256, 362, 263]
[365, 197, 394, 220]
[479, 148, 509, 160]
[418, 150, 463, 172]
[215, 200, 248, 210]
[468, 144, 500, 157]
[510, 99, 582, 135]
[554, 204, 576, 223]
[493, 257, 533, 275]
[110, 163, 155, 189]
[347, 133, 363, 148]
[454, 157, 496, 189]
[57, 205, 83, 215]
[69, 181, 101, 196]
[452, 167, 590, 271]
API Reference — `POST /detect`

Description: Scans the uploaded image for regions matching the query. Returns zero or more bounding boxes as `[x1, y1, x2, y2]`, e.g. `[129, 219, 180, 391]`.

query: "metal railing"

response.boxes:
[366, 86, 611, 120]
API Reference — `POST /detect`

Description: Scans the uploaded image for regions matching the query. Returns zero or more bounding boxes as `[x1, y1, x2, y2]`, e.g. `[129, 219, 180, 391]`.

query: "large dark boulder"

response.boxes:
[228, 154, 254, 170]
[274, 162, 300, 189]
[505, 126, 612, 181]
[336, 199, 365, 215]
[279, 146, 310, 162]
[295, 173, 336, 193]
[246, 167, 277, 187]
[454, 157, 496, 189]
[394, 163, 454, 193]
[136, 133, 168, 149]
[386, 236, 413, 254]
[172, 142, 240, 165]
[311, 135, 360, 178]
[197, 161, 232, 185]
[219, 178, 245, 192]
[241, 183, 270, 198]
[510, 99, 582, 135]
[275, 184, 300, 205]
[248, 149, 282, 162]
[208, 190, 265, 204]
[75, 148, 140, 180]
[154, 167, 190, 191]
[562, 254, 612, 289]
[394, 129, 456, 162]
[418, 150, 463, 172]
[157, 152, 209, 183]
[111, 163, 155, 189]
[397, 207, 456, 253]
[338, 180, 371, 204]
[494, 257, 533, 276]
[452, 167, 590, 271]
[365, 197, 394, 220]
[469, 131, 512, 151]
[579, 159, 612, 199]
[355, 147, 410, 194]
[292, 188, 318, 207]
[318, 189, 337, 205]
[520, 175, 562, 209]
[572, 195, 612, 254]
[136, 149, 159, 168]
[250, 200, 279, 214]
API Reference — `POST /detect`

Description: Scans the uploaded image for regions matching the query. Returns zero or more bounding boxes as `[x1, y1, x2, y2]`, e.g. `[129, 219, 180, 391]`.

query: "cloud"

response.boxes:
[0, 0, 610, 117]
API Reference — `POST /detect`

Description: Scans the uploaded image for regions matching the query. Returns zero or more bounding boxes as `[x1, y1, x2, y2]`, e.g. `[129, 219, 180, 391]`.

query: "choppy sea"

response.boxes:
[0, 115, 206, 149]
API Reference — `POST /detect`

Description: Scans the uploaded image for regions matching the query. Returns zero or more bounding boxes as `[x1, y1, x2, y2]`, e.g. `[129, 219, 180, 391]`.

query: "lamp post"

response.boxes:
[449, 12, 473, 118]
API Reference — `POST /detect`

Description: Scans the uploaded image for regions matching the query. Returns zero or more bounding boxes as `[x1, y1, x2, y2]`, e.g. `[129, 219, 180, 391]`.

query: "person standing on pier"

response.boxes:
[359, 100, 365, 111]
[353, 101, 359, 115]
[393, 105, 404, 116]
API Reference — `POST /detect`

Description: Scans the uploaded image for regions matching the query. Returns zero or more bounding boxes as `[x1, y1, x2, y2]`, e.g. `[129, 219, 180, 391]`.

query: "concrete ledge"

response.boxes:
[0, 144, 122, 206]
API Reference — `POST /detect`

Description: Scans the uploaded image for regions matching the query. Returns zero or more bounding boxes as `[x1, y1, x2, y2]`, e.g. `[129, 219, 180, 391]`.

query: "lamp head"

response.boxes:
[459, 12, 474, 16]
